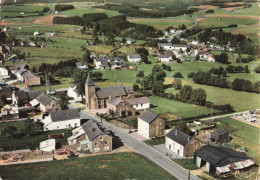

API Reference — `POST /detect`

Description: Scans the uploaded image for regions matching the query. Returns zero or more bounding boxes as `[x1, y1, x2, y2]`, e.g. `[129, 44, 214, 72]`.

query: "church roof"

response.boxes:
[86, 73, 95, 86]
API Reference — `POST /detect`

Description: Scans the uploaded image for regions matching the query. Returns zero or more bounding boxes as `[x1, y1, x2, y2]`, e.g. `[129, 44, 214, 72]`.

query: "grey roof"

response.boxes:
[15, 91, 29, 100]
[50, 109, 80, 122]
[81, 119, 104, 141]
[129, 54, 141, 59]
[27, 91, 42, 100]
[195, 145, 251, 167]
[139, 111, 158, 124]
[173, 44, 187, 47]
[14, 64, 29, 70]
[107, 97, 125, 107]
[127, 97, 150, 105]
[96, 86, 127, 99]
[35, 93, 55, 106]
[158, 43, 172, 47]
[21, 70, 39, 80]
[166, 128, 192, 146]
[86, 73, 95, 86]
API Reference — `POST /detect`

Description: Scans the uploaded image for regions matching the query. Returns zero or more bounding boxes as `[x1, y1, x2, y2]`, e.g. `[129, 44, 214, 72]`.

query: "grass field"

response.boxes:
[0, 152, 176, 180]
[31, 78, 73, 92]
[173, 159, 199, 170]
[149, 96, 220, 118]
[0, 120, 71, 151]
[217, 117, 260, 144]
[145, 137, 165, 146]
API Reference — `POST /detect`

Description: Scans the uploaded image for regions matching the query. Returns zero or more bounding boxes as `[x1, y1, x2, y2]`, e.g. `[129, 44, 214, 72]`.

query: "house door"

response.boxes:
[177, 150, 179, 155]
[169, 145, 171, 150]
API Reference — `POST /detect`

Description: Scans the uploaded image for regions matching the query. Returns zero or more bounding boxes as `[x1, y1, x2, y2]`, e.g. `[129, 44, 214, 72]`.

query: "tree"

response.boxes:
[190, 88, 207, 106]
[173, 79, 182, 90]
[2, 125, 17, 138]
[195, 54, 200, 61]
[172, 54, 176, 60]
[58, 94, 70, 110]
[92, 72, 103, 80]
[142, 55, 149, 64]
[136, 71, 144, 77]
[82, 49, 92, 63]
[181, 24, 187, 30]
[152, 81, 165, 95]
[42, 7, 50, 13]
[255, 66, 260, 73]
[216, 52, 229, 64]
[173, 72, 183, 78]
[73, 70, 88, 97]
[178, 85, 193, 102]
[122, 37, 126, 44]
[1, 95, 7, 105]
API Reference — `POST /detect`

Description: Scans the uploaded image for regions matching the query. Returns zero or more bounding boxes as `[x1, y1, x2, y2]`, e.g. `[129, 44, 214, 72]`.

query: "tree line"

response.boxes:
[190, 71, 260, 93]
[55, 4, 75, 12]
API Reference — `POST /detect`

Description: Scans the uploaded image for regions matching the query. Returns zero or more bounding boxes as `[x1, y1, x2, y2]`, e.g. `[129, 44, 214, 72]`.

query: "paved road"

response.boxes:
[79, 109, 200, 180]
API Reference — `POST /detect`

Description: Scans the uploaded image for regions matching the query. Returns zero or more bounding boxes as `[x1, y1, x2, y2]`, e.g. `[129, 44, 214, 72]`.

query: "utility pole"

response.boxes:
[211, 101, 214, 117]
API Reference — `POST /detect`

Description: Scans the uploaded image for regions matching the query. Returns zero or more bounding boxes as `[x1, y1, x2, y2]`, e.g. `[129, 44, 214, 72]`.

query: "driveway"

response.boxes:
[79, 109, 200, 180]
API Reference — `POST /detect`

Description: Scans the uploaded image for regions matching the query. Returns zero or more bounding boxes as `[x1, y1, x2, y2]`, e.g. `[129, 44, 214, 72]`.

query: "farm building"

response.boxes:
[67, 85, 84, 102]
[29, 93, 60, 113]
[39, 139, 56, 152]
[127, 54, 141, 63]
[43, 109, 81, 131]
[107, 97, 135, 118]
[127, 97, 150, 111]
[194, 145, 255, 176]
[205, 129, 231, 143]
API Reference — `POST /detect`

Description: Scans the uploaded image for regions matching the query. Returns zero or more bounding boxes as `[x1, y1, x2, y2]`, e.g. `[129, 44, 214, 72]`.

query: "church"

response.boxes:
[85, 73, 134, 109]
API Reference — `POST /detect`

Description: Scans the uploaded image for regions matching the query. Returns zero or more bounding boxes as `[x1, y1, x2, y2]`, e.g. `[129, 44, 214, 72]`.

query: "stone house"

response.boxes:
[138, 111, 165, 139]
[68, 120, 112, 153]
[85, 73, 134, 110]
[12, 91, 41, 107]
[165, 128, 201, 157]
[107, 97, 135, 118]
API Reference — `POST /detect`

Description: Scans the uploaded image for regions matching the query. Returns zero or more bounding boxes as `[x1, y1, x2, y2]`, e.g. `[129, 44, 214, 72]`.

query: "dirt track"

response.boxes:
[33, 15, 70, 25]
[128, 19, 190, 23]
[204, 14, 260, 20]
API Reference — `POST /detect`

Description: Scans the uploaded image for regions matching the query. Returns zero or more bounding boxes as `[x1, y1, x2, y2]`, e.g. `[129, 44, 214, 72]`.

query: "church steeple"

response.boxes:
[86, 72, 95, 86]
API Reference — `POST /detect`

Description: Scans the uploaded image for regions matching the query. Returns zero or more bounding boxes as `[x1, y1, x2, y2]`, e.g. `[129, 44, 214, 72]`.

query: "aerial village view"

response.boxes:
[0, 0, 259, 179]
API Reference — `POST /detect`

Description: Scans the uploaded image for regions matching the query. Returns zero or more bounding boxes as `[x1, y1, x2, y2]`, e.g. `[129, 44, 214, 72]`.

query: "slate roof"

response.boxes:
[166, 128, 192, 146]
[127, 97, 150, 105]
[15, 91, 29, 100]
[27, 91, 42, 100]
[86, 73, 95, 86]
[139, 111, 158, 124]
[21, 70, 39, 80]
[107, 97, 125, 107]
[50, 109, 81, 122]
[158, 43, 172, 47]
[129, 54, 141, 59]
[96, 86, 127, 99]
[35, 93, 55, 106]
[81, 119, 104, 141]
[195, 145, 251, 167]
[14, 64, 29, 70]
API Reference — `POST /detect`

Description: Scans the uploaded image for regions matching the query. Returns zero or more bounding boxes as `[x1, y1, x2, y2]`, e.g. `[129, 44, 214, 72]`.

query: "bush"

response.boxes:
[55, 4, 75, 12]
[255, 66, 260, 73]
[173, 72, 183, 78]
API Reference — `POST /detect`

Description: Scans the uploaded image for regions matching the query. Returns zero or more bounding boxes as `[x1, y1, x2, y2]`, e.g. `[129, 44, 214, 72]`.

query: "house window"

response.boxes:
[100, 136, 103, 141]
[141, 104, 143, 107]
[94, 142, 98, 146]
[104, 146, 110, 151]
[105, 141, 108, 144]
[94, 147, 100, 152]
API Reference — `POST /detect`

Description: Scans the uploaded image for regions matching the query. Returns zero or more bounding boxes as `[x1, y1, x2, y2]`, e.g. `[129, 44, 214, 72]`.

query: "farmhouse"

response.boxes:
[158, 43, 173, 51]
[12, 91, 41, 107]
[14, 65, 41, 87]
[68, 120, 112, 153]
[29, 93, 60, 113]
[205, 129, 231, 144]
[43, 109, 81, 131]
[0, 86, 12, 107]
[67, 85, 84, 102]
[107, 97, 135, 118]
[85, 73, 134, 110]
[128, 54, 141, 63]
[158, 54, 173, 63]
[39, 139, 56, 152]
[165, 128, 201, 157]
[127, 97, 150, 111]
[138, 111, 165, 139]
[194, 145, 255, 176]
[172, 44, 188, 51]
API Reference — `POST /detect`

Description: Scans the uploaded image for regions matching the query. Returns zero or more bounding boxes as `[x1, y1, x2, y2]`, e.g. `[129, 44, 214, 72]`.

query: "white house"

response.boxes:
[138, 111, 165, 139]
[158, 54, 173, 63]
[0, 66, 8, 77]
[67, 85, 84, 102]
[172, 44, 188, 51]
[158, 43, 173, 51]
[43, 109, 81, 131]
[128, 54, 141, 63]
[165, 128, 199, 157]
[39, 139, 56, 152]
[33, 31, 39, 36]
[127, 97, 150, 111]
